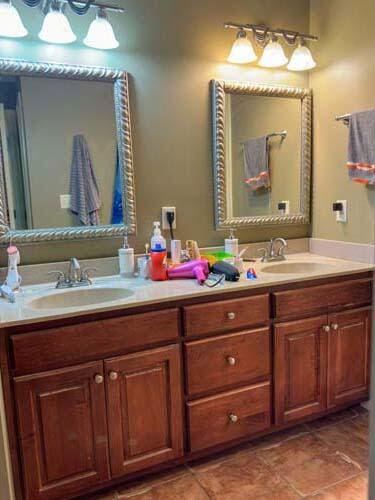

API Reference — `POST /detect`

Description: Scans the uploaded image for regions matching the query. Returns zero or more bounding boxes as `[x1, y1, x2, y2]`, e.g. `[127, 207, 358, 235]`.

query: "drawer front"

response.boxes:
[11, 309, 180, 374]
[185, 328, 270, 397]
[183, 295, 269, 338]
[273, 279, 372, 320]
[187, 382, 270, 452]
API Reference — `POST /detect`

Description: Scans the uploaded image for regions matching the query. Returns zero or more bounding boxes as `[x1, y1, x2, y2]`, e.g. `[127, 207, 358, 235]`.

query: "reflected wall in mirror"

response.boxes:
[0, 59, 135, 243]
[212, 80, 312, 229]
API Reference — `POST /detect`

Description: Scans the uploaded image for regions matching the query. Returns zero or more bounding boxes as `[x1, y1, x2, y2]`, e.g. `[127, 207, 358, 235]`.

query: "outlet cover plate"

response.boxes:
[60, 195, 71, 209]
[162, 207, 176, 230]
[335, 200, 347, 222]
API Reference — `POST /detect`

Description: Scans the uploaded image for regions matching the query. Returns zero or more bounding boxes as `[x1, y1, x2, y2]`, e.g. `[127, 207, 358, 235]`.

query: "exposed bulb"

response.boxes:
[259, 36, 288, 68]
[39, 6, 76, 44]
[84, 9, 119, 50]
[227, 30, 257, 64]
[287, 41, 316, 71]
[0, 0, 27, 38]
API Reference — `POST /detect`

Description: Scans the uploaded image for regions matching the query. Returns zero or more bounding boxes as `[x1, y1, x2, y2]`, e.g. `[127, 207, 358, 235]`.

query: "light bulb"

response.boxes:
[0, 0, 27, 38]
[84, 9, 119, 50]
[227, 30, 257, 64]
[259, 37, 288, 68]
[287, 41, 316, 71]
[39, 6, 76, 44]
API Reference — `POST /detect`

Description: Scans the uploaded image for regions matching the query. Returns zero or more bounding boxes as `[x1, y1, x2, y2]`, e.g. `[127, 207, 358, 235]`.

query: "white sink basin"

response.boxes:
[26, 287, 134, 310]
[261, 262, 337, 275]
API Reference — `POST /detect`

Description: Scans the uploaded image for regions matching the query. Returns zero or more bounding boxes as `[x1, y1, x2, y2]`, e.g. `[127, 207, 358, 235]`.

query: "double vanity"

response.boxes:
[0, 253, 372, 500]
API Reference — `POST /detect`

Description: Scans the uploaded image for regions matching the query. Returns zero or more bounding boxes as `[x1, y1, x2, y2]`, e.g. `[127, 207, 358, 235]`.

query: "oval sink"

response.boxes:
[26, 287, 134, 310]
[261, 262, 337, 275]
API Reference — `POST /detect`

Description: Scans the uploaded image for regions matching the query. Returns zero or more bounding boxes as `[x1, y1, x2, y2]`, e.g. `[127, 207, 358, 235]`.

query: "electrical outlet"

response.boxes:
[334, 200, 347, 222]
[162, 207, 176, 230]
[60, 194, 71, 209]
[278, 200, 290, 215]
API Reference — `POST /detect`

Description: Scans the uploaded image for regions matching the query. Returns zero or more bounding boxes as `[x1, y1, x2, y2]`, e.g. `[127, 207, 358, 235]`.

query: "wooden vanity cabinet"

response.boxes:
[274, 306, 372, 425]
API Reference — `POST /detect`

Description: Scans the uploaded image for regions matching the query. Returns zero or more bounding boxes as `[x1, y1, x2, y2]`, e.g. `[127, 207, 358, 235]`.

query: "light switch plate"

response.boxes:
[162, 207, 176, 230]
[60, 195, 71, 209]
[335, 200, 347, 222]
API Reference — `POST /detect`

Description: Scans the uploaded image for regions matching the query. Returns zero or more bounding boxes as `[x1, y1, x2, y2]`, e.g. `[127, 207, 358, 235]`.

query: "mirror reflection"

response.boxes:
[225, 94, 302, 219]
[0, 75, 123, 230]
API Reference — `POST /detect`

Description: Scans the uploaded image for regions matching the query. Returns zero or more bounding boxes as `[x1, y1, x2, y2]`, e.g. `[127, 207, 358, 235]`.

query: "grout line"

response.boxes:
[256, 453, 304, 498]
[304, 470, 367, 497]
[187, 465, 213, 499]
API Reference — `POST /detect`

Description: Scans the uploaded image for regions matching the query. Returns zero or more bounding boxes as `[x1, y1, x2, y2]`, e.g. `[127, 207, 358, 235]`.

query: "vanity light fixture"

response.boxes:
[0, 0, 123, 50]
[227, 29, 257, 64]
[224, 22, 318, 72]
[0, 0, 28, 38]
[259, 36, 288, 68]
[287, 39, 316, 71]
[39, 4, 77, 44]
[84, 7, 119, 49]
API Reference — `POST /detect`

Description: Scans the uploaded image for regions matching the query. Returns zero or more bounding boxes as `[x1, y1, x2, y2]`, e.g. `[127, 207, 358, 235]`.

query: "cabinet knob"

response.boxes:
[331, 323, 339, 331]
[227, 356, 236, 366]
[227, 312, 236, 320]
[323, 325, 331, 333]
[109, 371, 119, 381]
[229, 413, 238, 423]
[94, 374, 104, 384]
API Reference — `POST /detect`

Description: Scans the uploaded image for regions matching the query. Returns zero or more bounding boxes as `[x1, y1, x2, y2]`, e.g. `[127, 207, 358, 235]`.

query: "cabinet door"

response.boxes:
[14, 361, 110, 500]
[328, 308, 371, 408]
[274, 316, 328, 425]
[105, 345, 184, 477]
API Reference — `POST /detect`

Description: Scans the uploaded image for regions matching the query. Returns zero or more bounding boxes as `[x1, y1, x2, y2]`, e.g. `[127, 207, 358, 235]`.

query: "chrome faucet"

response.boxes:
[258, 238, 288, 263]
[48, 258, 98, 289]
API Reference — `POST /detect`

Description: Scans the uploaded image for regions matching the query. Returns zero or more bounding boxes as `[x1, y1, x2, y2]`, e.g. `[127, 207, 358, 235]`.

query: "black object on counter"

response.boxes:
[211, 261, 240, 282]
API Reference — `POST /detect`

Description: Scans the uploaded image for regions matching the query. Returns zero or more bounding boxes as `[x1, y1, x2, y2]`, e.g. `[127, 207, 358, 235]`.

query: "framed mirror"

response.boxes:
[212, 80, 312, 229]
[0, 58, 135, 243]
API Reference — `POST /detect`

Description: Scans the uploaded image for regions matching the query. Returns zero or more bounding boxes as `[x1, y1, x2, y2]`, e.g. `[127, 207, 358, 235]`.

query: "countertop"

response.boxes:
[0, 253, 373, 328]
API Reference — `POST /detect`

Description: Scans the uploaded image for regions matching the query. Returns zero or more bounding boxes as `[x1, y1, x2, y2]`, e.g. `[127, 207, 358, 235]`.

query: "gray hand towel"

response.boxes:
[243, 136, 270, 191]
[70, 134, 102, 226]
[348, 109, 375, 185]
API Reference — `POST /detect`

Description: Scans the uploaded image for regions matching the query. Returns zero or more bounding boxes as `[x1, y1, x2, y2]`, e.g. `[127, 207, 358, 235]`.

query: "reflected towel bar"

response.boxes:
[267, 130, 288, 140]
[336, 114, 350, 126]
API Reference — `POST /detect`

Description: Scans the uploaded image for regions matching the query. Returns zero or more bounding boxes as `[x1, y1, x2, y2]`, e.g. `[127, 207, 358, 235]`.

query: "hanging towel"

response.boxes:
[70, 135, 102, 226]
[347, 109, 375, 185]
[111, 150, 123, 224]
[243, 136, 270, 191]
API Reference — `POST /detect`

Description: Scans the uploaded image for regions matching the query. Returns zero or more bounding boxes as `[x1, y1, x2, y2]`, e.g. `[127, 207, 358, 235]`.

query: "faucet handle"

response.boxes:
[81, 267, 98, 284]
[48, 271, 66, 287]
[257, 248, 268, 262]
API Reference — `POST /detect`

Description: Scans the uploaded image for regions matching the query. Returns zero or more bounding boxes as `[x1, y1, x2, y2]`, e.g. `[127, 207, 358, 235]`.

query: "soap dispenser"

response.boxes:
[150, 221, 167, 281]
[225, 229, 239, 257]
[118, 226, 134, 278]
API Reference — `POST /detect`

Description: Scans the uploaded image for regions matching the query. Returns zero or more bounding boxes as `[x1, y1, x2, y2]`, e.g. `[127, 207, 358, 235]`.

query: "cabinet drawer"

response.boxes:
[187, 382, 270, 452]
[11, 308, 180, 373]
[183, 295, 269, 338]
[185, 328, 270, 397]
[273, 279, 372, 320]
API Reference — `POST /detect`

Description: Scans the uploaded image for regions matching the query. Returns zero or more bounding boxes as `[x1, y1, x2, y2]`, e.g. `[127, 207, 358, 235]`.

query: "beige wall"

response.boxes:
[310, 0, 375, 244]
[0, 0, 310, 265]
[20, 77, 117, 229]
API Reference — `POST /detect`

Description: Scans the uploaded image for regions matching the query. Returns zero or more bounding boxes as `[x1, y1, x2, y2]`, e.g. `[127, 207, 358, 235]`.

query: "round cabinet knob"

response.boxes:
[227, 356, 236, 366]
[229, 413, 238, 423]
[94, 374, 104, 384]
[323, 325, 331, 333]
[227, 312, 236, 320]
[331, 323, 339, 331]
[109, 371, 119, 381]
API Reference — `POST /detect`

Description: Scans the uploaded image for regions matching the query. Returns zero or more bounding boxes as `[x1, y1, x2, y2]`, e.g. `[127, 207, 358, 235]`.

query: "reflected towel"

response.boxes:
[348, 109, 375, 185]
[243, 136, 270, 191]
[111, 150, 123, 224]
[70, 135, 101, 226]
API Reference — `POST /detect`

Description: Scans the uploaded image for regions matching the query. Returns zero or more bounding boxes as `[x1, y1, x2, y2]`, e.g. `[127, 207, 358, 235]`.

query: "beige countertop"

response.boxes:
[0, 253, 373, 328]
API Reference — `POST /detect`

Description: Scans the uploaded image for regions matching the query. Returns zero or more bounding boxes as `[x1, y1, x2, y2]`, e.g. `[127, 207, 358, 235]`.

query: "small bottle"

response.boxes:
[225, 229, 239, 258]
[150, 222, 167, 281]
[119, 227, 134, 278]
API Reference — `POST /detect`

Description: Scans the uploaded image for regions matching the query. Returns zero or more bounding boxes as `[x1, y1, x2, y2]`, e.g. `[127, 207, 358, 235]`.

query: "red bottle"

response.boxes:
[150, 249, 167, 281]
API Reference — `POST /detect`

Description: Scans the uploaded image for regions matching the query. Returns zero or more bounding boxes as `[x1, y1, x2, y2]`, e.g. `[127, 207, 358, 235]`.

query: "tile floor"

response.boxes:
[90, 406, 369, 500]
